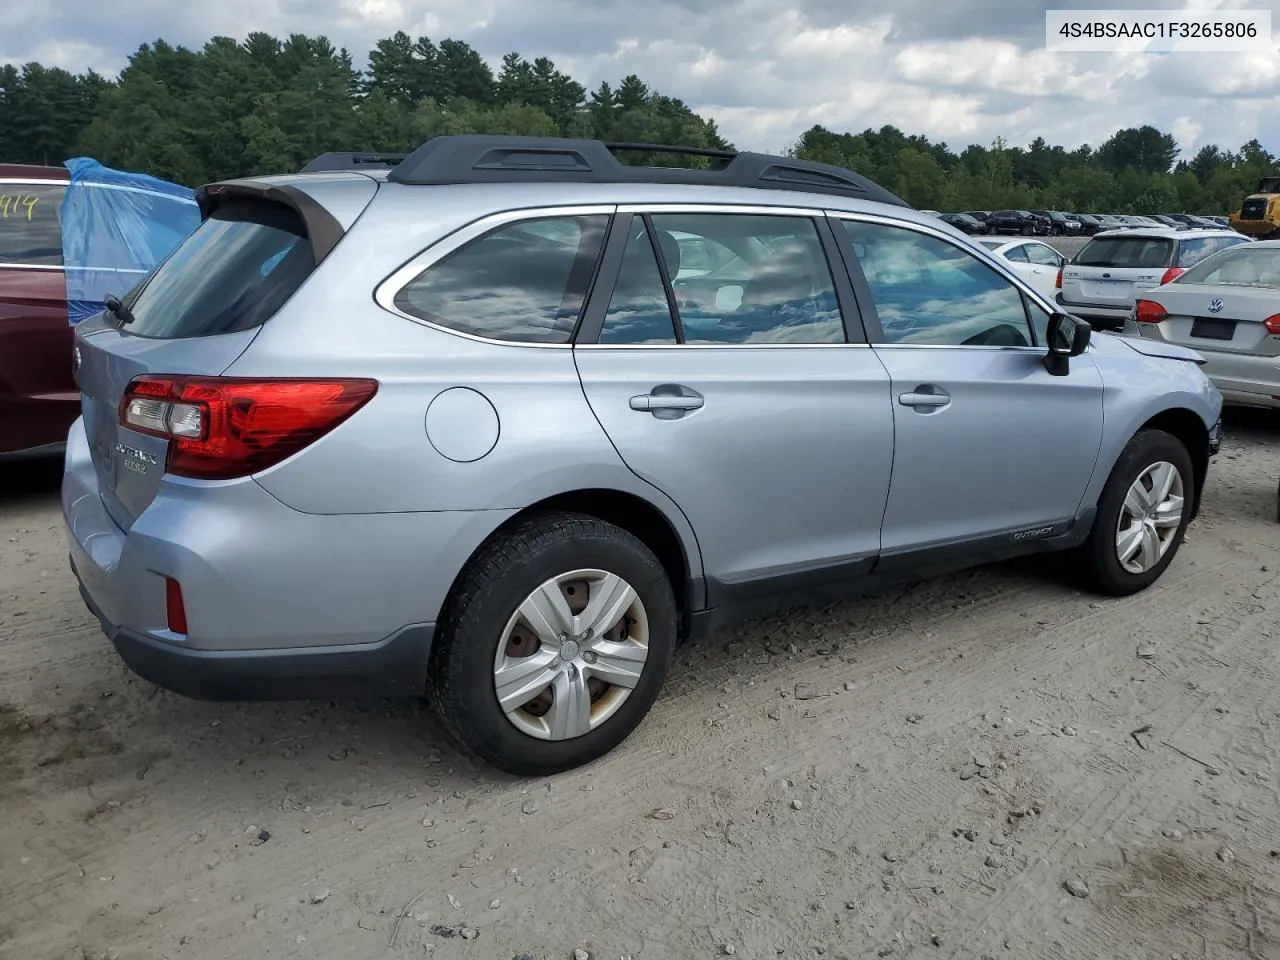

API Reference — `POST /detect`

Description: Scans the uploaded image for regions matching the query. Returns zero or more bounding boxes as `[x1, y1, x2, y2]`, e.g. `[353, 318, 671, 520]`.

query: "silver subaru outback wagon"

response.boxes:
[63, 136, 1223, 775]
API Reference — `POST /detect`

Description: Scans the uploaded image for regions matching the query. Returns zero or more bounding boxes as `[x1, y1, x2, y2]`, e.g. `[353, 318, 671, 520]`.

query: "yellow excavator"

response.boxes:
[1229, 175, 1280, 239]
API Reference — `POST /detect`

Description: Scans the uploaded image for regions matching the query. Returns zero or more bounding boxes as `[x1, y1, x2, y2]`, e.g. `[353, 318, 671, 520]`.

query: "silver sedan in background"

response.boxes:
[1126, 240, 1280, 409]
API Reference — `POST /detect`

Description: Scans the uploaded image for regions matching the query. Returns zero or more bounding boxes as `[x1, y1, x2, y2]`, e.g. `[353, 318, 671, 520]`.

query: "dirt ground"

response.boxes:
[2, 411, 1279, 960]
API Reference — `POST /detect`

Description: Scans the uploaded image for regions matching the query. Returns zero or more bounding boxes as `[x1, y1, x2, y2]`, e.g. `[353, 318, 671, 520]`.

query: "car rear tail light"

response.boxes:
[1054, 268, 1062, 289]
[165, 576, 188, 634]
[119, 376, 378, 480]
[1134, 299, 1168, 323]
[1265, 314, 1280, 335]
[1159, 267, 1186, 285]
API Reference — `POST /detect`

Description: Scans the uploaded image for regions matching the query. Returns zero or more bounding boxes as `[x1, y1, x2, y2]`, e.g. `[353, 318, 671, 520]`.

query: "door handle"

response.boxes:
[630, 394, 704, 412]
[898, 391, 950, 408]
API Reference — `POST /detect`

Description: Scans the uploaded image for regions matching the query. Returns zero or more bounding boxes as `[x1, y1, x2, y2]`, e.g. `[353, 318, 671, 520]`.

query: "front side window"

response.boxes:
[1004, 245, 1029, 263]
[839, 219, 1035, 347]
[0, 182, 65, 266]
[394, 215, 608, 343]
[646, 213, 845, 345]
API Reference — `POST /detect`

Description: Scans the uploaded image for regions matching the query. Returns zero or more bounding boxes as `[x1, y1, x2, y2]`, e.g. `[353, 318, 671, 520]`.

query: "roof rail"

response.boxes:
[300, 152, 408, 174]
[383, 135, 909, 206]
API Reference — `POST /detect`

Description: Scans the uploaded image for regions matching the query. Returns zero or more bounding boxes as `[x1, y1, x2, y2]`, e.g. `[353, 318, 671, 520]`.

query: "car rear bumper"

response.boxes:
[62, 415, 511, 700]
[74, 573, 435, 700]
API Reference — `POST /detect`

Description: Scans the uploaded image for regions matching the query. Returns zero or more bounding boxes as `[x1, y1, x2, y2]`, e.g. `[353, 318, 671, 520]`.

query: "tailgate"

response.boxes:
[74, 190, 335, 529]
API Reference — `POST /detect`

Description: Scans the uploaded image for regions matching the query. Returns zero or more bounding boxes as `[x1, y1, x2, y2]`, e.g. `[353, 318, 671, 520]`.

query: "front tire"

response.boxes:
[428, 511, 678, 776]
[1079, 429, 1194, 596]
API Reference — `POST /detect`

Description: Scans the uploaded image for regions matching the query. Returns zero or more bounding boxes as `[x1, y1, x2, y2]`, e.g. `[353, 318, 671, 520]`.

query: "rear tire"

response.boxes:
[428, 511, 677, 776]
[1078, 430, 1194, 596]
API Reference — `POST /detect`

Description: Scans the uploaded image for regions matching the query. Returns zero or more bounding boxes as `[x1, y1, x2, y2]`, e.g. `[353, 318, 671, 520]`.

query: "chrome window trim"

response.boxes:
[574, 342, 871, 350]
[616, 202, 823, 217]
[825, 209, 1058, 352]
[373, 203, 617, 349]
[0, 262, 63, 271]
[0, 178, 67, 187]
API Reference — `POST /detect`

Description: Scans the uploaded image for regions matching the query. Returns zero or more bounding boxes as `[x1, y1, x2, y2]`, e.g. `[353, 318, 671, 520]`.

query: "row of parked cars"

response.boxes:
[925, 209, 1231, 237]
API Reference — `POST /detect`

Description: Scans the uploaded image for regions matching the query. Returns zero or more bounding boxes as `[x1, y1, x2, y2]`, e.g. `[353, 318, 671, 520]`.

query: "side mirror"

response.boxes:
[1044, 312, 1091, 376]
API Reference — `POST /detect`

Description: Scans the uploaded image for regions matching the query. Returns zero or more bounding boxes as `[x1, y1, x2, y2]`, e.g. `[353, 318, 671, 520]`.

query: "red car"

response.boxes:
[0, 163, 77, 460]
[1, 160, 198, 460]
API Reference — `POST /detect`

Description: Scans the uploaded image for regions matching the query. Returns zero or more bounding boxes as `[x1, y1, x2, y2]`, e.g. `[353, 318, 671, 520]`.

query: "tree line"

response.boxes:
[1, 31, 1274, 215]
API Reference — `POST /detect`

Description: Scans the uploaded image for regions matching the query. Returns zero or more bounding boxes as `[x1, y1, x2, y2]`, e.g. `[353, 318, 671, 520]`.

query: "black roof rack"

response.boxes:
[300, 152, 408, 174]
[383, 135, 909, 207]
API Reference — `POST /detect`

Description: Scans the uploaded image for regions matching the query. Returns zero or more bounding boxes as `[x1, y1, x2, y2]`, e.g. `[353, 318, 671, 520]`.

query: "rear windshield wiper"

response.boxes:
[104, 294, 136, 327]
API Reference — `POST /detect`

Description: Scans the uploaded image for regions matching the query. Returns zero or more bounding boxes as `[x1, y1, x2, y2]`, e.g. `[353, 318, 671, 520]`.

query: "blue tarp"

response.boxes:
[58, 157, 201, 325]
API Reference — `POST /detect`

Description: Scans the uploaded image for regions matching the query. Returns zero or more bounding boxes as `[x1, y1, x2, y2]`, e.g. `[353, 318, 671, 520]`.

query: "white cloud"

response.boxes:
[3, 0, 1277, 159]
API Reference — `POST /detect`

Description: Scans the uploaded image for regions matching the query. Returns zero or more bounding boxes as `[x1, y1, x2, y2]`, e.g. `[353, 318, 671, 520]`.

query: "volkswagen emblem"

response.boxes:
[1208, 297, 1224, 314]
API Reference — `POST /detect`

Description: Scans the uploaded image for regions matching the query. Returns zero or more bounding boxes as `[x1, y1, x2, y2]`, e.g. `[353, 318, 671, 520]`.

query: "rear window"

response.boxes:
[121, 200, 313, 339]
[1176, 246, 1280, 287]
[1074, 236, 1174, 269]
[393, 215, 608, 343]
[0, 182, 65, 266]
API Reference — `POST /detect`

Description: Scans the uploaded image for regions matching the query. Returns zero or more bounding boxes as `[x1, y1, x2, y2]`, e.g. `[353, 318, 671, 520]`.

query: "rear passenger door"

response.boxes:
[830, 214, 1105, 565]
[573, 208, 895, 608]
[0, 179, 73, 454]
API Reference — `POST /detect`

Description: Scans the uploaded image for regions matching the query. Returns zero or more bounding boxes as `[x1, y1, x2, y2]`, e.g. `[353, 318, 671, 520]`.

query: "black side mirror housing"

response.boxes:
[1044, 312, 1091, 376]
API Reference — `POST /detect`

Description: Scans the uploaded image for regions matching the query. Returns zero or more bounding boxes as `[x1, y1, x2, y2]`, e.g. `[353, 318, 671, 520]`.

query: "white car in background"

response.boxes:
[1056, 227, 1252, 331]
[1125, 240, 1280, 410]
[975, 237, 1066, 299]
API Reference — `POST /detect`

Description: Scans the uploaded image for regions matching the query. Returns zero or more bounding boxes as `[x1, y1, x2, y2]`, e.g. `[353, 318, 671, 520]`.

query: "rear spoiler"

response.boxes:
[195, 180, 345, 265]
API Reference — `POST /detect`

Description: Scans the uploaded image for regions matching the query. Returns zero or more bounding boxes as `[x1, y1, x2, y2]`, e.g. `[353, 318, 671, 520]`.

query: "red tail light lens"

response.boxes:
[1265, 314, 1280, 335]
[1054, 268, 1062, 289]
[1159, 267, 1186, 285]
[1134, 299, 1168, 323]
[119, 377, 378, 480]
[165, 576, 188, 635]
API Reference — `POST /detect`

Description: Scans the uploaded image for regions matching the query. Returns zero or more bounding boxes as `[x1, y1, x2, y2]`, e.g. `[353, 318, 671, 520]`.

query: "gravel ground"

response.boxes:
[2, 408, 1279, 960]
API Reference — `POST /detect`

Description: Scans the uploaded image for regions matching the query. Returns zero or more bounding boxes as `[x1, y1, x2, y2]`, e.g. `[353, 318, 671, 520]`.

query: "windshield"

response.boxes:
[122, 200, 314, 338]
[1074, 236, 1174, 269]
[1176, 246, 1280, 287]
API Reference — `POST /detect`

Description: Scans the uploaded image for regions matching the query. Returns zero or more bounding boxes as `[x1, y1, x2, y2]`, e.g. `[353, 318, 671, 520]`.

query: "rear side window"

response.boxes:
[122, 200, 313, 339]
[394, 215, 609, 343]
[1025, 243, 1062, 267]
[0, 182, 65, 266]
[1175, 236, 1221, 267]
[1074, 236, 1174, 269]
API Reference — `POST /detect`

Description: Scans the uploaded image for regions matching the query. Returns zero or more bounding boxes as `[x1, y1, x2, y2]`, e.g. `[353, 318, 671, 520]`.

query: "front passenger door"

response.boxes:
[832, 215, 1105, 564]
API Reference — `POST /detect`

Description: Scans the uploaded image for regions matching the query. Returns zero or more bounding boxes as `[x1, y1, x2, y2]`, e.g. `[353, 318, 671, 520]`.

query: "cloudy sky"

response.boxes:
[4, 0, 1279, 158]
